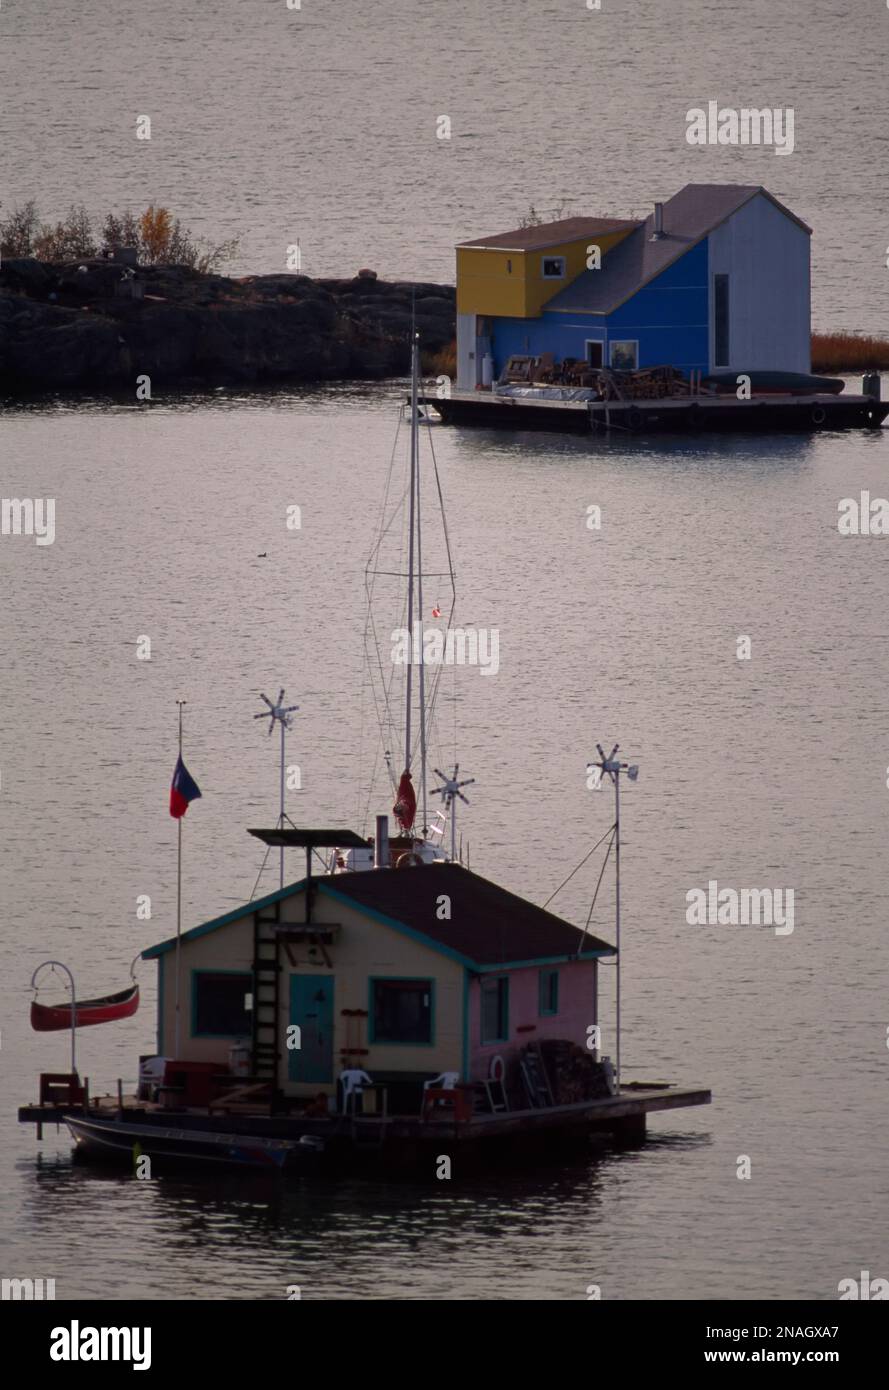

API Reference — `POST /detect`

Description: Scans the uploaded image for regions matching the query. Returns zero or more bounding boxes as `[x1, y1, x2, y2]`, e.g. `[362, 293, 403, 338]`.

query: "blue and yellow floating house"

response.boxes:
[455, 183, 813, 388]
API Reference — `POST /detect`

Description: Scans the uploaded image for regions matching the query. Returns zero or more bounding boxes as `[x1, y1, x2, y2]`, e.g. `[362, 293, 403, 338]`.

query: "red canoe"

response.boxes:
[31, 984, 139, 1032]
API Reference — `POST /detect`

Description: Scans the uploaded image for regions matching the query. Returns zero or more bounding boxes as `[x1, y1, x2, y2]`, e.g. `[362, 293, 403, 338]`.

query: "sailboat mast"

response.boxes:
[415, 369, 429, 833]
[404, 334, 419, 773]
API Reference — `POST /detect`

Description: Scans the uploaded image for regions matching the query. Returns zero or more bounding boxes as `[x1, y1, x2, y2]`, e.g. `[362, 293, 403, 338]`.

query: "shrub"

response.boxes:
[422, 340, 456, 377]
[0, 200, 239, 271]
[811, 332, 889, 372]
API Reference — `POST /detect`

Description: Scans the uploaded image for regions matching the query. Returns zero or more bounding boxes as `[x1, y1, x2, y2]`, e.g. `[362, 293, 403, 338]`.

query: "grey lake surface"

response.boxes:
[2, 0, 889, 1300]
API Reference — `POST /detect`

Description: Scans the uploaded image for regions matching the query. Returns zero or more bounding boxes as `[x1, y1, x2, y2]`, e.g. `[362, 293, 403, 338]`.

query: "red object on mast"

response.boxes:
[393, 770, 417, 831]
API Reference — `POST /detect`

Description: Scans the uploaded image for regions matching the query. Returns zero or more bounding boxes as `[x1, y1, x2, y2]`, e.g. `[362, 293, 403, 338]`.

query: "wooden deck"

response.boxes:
[20, 1084, 711, 1145]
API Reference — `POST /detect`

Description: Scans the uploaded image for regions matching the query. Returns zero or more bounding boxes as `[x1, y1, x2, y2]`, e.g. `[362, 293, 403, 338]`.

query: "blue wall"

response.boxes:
[491, 239, 709, 377]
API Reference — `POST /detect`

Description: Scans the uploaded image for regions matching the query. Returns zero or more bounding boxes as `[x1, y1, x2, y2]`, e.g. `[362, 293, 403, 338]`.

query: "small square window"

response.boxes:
[192, 972, 252, 1037]
[609, 340, 638, 370]
[541, 256, 566, 279]
[371, 979, 433, 1044]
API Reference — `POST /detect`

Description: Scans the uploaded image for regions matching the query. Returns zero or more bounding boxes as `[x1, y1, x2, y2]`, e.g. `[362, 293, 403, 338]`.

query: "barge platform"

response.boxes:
[19, 1083, 712, 1173]
[435, 389, 888, 435]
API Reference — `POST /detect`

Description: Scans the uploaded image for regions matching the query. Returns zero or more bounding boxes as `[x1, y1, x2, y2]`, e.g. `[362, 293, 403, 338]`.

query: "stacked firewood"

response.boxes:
[538, 1040, 612, 1103]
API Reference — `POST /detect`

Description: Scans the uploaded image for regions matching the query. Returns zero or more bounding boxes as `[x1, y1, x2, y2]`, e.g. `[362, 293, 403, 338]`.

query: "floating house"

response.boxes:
[455, 183, 812, 388]
[141, 854, 616, 1109]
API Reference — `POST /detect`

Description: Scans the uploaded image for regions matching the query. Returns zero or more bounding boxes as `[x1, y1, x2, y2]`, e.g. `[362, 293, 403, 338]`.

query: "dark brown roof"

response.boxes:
[321, 863, 614, 969]
[546, 184, 810, 315]
[458, 216, 638, 253]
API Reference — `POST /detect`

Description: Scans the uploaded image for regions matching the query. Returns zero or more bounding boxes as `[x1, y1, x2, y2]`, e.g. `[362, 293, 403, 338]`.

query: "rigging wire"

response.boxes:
[541, 822, 616, 909]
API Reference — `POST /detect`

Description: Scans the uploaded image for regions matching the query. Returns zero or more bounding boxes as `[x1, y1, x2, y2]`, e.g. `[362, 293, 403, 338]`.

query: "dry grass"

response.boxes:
[422, 339, 456, 378]
[811, 332, 889, 372]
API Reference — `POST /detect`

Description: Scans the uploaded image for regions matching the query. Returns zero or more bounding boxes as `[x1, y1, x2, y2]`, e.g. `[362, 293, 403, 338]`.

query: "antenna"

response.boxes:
[254, 688, 299, 889]
[431, 764, 475, 862]
[589, 742, 639, 1093]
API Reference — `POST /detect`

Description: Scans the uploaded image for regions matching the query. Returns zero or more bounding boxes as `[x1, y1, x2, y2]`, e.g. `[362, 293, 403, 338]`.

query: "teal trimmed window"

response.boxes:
[370, 978, 434, 1045]
[481, 976, 509, 1044]
[191, 970, 252, 1038]
[538, 968, 559, 1017]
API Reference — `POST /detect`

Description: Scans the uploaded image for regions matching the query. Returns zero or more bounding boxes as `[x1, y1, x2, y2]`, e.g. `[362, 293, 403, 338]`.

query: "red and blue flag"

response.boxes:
[170, 755, 202, 819]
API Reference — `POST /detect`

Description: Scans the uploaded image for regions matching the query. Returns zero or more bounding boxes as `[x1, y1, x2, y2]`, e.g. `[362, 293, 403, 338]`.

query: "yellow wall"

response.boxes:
[156, 884, 465, 1096]
[457, 227, 633, 318]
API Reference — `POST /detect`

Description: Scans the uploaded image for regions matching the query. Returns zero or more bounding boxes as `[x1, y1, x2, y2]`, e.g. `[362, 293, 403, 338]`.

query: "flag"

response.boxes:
[170, 754, 202, 818]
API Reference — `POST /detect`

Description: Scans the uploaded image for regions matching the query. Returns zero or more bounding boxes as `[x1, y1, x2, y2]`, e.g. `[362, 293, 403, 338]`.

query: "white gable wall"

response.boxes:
[708, 193, 810, 374]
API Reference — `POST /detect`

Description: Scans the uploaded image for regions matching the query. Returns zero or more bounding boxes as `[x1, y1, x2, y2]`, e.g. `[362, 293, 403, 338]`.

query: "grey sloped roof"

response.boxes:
[545, 184, 811, 316]
[458, 215, 637, 253]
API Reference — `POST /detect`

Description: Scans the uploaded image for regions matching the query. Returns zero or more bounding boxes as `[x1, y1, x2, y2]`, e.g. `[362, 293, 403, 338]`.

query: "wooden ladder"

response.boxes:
[252, 905, 281, 1086]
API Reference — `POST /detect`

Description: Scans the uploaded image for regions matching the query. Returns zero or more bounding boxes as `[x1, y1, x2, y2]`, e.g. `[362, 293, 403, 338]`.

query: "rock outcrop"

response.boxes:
[0, 259, 456, 391]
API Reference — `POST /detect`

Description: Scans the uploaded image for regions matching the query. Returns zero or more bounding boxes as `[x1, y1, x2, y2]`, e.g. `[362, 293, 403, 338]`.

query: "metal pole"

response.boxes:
[614, 767, 621, 1091]
[451, 799, 457, 863]
[31, 961, 77, 1074]
[174, 700, 184, 1057]
[279, 717, 286, 890]
[404, 336, 419, 772]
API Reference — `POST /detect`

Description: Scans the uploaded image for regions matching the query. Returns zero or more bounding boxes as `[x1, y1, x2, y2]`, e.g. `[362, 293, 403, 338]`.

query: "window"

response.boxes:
[538, 968, 559, 1017]
[541, 255, 566, 279]
[714, 273, 730, 367]
[192, 971, 252, 1037]
[481, 976, 509, 1044]
[609, 340, 638, 370]
[585, 340, 603, 368]
[371, 978, 433, 1044]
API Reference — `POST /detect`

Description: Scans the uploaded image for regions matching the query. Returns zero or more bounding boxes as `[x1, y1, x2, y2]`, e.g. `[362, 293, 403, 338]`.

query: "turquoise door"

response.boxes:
[288, 975, 334, 1084]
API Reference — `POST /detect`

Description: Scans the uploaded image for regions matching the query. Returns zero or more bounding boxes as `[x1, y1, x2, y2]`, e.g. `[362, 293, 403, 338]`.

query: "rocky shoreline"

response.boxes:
[0, 258, 456, 391]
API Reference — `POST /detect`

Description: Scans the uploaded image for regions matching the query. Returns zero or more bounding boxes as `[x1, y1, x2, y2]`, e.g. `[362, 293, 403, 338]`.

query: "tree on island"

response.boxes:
[0, 200, 239, 272]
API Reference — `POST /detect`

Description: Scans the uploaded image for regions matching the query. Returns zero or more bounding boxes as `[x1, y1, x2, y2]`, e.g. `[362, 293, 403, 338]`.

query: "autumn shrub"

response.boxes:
[0, 200, 238, 271]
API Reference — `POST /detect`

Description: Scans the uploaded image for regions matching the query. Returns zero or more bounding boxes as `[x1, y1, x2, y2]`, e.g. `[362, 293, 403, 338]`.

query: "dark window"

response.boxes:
[372, 979, 433, 1044]
[541, 256, 565, 279]
[714, 274, 730, 367]
[609, 340, 638, 370]
[586, 341, 603, 368]
[538, 968, 559, 1016]
[481, 976, 509, 1043]
[193, 972, 252, 1037]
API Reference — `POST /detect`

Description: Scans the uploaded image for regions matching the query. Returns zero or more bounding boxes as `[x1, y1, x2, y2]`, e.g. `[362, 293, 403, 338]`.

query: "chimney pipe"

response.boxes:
[374, 814, 390, 869]
[651, 202, 665, 240]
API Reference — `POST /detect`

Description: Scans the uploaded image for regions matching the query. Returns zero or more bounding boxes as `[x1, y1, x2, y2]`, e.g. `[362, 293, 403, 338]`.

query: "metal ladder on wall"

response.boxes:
[252, 905, 281, 1087]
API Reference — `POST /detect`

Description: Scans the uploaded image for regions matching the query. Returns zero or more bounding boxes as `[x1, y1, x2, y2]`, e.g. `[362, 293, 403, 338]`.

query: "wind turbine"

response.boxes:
[587, 742, 639, 1092]
[431, 764, 475, 863]
[254, 688, 299, 889]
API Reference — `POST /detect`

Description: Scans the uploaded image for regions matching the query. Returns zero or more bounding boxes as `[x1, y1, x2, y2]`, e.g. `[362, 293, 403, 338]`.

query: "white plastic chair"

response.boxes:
[421, 1071, 462, 1119]
[340, 1068, 372, 1115]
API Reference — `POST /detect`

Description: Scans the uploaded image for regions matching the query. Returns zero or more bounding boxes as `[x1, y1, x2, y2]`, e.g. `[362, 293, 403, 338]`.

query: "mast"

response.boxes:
[415, 341, 429, 833]
[404, 334, 419, 774]
[593, 743, 639, 1093]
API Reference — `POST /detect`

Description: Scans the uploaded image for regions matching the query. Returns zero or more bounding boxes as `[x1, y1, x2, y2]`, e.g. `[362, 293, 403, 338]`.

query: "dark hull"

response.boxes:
[65, 1114, 315, 1173]
[435, 393, 889, 435]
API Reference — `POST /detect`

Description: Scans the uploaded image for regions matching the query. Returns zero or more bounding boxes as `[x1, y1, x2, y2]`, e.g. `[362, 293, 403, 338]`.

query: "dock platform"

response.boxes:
[19, 1083, 712, 1163]
[435, 389, 888, 435]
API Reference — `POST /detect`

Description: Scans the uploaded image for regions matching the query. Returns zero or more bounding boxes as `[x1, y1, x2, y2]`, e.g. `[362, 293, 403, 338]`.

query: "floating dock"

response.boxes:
[435, 389, 888, 435]
[19, 1082, 711, 1172]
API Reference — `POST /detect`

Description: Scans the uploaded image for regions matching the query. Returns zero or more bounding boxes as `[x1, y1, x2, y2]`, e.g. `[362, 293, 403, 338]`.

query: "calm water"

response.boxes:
[2, 0, 889, 1301]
